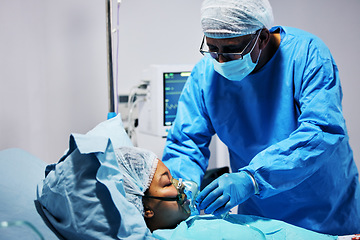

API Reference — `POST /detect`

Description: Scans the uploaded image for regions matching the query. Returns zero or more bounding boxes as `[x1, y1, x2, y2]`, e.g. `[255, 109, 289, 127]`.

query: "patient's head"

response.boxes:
[115, 147, 190, 231]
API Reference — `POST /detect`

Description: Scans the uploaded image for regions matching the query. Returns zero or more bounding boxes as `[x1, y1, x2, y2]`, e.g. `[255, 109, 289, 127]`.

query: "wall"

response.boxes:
[0, 1, 359, 175]
[1, 1, 109, 163]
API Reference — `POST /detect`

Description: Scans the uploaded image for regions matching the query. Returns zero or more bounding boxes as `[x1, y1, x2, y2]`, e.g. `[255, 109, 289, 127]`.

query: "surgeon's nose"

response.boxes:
[217, 54, 230, 63]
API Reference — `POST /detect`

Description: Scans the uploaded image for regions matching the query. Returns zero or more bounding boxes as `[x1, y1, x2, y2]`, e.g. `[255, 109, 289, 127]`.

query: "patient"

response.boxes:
[114, 146, 191, 232]
[115, 147, 340, 240]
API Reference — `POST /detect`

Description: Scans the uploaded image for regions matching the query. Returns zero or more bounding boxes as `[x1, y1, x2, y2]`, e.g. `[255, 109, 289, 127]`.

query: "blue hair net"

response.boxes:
[115, 147, 159, 215]
[201, 0, 274, 38]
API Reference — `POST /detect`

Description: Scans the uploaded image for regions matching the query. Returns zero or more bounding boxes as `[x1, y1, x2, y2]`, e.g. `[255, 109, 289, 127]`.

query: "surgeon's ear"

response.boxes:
[259, 28, 270, 50]
[144, 207, 154, 219]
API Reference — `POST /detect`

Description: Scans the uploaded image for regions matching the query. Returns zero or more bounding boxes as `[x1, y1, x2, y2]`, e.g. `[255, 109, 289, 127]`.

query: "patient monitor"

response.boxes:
[138, 64, 193, 138]
[135, 64, 229, 169]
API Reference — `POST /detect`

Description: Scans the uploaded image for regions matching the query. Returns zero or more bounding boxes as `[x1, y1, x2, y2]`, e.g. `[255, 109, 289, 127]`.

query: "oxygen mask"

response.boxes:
[142, 177, 199, 215]
[171, 178, 199, 215]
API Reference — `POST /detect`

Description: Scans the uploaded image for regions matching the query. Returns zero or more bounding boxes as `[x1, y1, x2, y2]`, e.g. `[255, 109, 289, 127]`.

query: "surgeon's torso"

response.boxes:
[200, 27, 305, 171]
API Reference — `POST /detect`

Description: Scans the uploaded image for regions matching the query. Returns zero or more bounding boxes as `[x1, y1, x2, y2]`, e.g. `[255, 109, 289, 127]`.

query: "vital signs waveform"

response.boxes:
[165, 103, 178, 110]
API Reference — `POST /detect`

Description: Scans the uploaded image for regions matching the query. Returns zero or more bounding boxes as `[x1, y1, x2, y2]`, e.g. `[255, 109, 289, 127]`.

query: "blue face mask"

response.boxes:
[212, 34, 261, 82]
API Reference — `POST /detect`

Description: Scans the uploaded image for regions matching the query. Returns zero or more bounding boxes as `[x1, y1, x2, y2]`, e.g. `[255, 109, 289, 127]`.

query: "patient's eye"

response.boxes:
[159, 173, 172, 188]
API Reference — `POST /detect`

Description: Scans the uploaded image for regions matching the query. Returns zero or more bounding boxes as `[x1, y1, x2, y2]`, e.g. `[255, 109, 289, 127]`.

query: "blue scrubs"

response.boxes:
[163, 26, 360, 235]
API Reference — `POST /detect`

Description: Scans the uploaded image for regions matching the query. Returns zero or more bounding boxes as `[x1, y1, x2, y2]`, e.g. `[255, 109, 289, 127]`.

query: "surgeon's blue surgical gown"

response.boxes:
[163, 26, 360, 235]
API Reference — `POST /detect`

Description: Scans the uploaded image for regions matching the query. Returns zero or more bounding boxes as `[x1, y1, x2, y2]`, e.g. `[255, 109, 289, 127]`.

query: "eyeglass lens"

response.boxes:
[200, 30, 261, 61]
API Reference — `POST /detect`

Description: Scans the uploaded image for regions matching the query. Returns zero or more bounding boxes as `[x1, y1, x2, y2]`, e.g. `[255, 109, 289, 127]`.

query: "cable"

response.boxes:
[126, 81, 150, 146]
[127, 96, 146, 146]
[0, 221, 45, 240]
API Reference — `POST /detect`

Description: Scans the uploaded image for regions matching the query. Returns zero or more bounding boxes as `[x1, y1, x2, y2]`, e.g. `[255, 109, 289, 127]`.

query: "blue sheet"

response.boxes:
[153, 215, 338, 240]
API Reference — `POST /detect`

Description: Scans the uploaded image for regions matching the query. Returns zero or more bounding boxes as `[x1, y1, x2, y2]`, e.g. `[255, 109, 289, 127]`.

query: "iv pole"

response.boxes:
[106, 0, 117, 119]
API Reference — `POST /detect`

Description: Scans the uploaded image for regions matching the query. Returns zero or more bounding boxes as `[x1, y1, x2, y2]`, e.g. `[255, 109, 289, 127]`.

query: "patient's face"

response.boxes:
[143, 160, 190, 231]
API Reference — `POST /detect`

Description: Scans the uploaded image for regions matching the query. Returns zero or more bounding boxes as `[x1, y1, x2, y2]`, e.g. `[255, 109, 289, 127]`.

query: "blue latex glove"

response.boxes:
[196, 172, 255, 216]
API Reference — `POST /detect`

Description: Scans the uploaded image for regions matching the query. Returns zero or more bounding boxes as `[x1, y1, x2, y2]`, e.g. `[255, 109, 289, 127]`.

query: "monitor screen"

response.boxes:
[138, 64, 193, 137]
[163, 71, 191, 126]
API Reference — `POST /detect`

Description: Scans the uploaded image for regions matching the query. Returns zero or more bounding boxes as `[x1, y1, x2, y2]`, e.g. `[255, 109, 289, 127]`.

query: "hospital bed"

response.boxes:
[1, 115, 359, 240]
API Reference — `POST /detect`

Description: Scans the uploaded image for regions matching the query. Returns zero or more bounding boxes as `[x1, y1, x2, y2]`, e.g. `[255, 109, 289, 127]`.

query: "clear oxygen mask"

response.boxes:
[171, 178, 199, 214]
[142, 177, 199, 215]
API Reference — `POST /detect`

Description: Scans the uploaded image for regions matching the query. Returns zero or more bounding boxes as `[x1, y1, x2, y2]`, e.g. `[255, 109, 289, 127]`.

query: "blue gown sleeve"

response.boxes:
[242, 41, 348, 198]
[162, 63, 216, 185]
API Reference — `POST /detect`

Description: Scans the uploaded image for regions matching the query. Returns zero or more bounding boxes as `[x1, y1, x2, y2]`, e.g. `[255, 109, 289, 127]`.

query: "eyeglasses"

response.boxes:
[199, 30, 261, 61]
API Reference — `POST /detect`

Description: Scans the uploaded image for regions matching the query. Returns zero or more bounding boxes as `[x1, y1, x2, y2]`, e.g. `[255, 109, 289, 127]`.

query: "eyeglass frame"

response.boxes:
[199, 29, 262, 61]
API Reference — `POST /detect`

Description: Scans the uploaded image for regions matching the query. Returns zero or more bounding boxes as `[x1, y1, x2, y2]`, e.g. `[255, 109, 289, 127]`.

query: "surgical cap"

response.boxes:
[114, 146, 159, 215]
[201, 0, 274, 39]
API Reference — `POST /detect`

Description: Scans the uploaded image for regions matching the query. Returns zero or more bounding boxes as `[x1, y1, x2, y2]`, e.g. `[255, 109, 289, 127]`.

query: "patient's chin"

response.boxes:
[180, 201, 192, 218]
[179, 206, 191, 222]
[182, 212, 191, 222]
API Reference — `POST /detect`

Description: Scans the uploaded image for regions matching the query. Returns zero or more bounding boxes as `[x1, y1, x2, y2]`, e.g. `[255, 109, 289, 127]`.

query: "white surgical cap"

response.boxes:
[114, 146, 159, 215]
[201, 0, 274, 39]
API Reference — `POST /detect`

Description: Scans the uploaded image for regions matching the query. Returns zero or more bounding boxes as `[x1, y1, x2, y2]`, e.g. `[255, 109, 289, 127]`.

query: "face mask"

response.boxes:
[212, 35, 261, 81]
[171, 178, 199, 214]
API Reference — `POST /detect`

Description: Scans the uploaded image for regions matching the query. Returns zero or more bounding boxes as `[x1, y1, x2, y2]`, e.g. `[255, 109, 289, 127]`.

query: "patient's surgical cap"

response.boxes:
[114, 147, 159, 215]
[201, 0, 274, 39]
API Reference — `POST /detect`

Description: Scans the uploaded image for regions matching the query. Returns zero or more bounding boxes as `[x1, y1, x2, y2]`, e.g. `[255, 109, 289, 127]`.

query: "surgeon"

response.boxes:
[162, 0, 360, 235]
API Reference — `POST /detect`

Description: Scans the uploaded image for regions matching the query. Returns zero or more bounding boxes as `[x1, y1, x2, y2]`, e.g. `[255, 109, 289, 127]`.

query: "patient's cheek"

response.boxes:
[153, 185, 178, 198]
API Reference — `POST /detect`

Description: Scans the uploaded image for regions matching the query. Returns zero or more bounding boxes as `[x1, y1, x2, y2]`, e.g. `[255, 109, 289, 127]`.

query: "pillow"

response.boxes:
[36, 114, 154, 240]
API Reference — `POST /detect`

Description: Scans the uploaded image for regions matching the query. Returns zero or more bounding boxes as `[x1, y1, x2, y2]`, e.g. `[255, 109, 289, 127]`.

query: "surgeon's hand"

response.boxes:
[196, 171, 255, 216]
